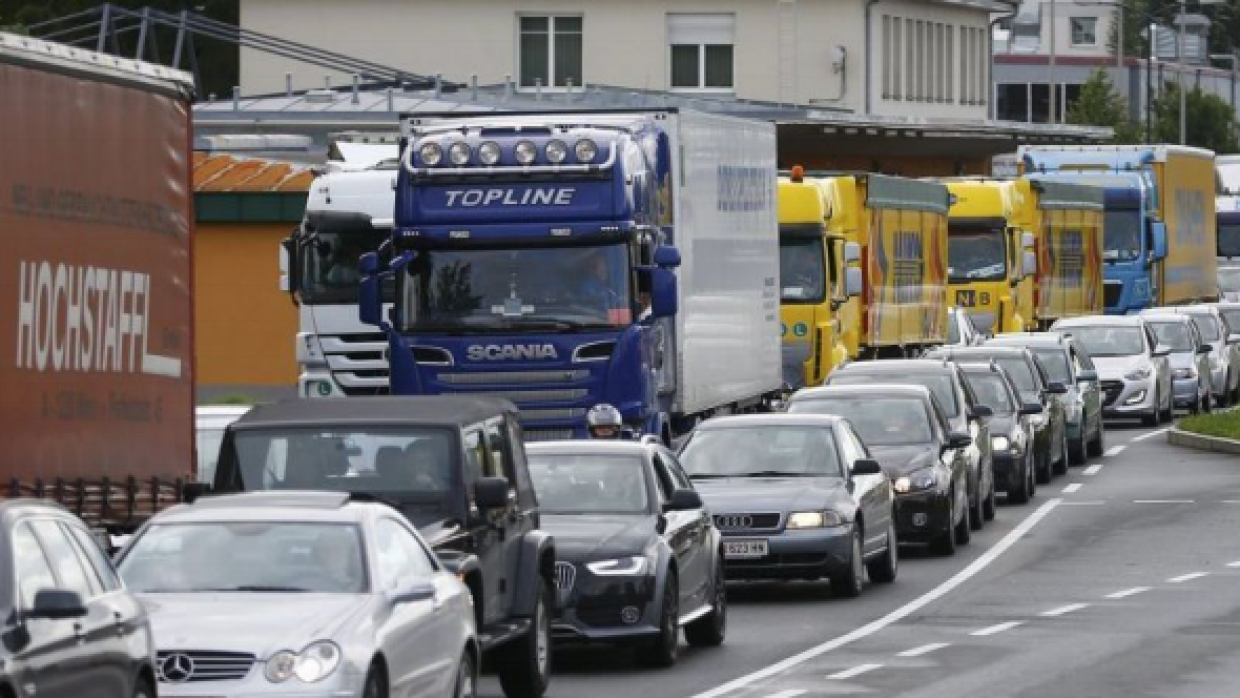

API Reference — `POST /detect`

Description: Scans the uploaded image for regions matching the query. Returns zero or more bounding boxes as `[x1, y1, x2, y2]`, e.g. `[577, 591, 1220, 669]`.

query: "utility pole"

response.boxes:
[1179, 0, 1188, 144]
[1049, 0, 1058, 123]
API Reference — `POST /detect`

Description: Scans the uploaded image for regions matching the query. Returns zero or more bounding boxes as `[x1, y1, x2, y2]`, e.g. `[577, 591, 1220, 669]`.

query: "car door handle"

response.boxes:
[73, 622, 86, 643]
[113, 611, 126, 636]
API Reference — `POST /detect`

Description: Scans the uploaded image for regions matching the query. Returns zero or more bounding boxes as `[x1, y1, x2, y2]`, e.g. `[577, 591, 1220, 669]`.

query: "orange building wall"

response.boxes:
[194, 224, 297, 388]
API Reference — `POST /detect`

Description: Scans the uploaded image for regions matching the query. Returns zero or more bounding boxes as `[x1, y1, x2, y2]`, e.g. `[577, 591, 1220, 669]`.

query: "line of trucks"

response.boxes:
[0, 32, 1227, 531]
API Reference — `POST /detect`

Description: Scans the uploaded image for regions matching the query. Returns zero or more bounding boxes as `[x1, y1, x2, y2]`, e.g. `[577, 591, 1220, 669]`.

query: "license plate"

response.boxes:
[724, 539, 769, 559]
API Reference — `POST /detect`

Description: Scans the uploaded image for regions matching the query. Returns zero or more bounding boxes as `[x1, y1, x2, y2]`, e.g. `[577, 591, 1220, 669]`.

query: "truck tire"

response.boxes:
[497, 580, 552, 698]
[638, 572, 679, 667]
[685, 559, 727, 647]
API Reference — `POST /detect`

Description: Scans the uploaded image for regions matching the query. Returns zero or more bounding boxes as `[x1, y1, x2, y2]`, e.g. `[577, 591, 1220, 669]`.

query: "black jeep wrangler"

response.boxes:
[207, 396, 556, 697]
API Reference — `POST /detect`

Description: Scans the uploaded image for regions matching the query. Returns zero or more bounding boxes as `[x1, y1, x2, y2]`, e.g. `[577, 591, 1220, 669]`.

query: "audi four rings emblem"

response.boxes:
[716, 515, 754, 529]
[160, 653, 195, 683]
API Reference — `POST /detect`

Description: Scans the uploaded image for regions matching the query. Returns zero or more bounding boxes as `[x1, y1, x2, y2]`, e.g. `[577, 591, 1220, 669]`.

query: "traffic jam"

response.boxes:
[4, 28, 1240, 698]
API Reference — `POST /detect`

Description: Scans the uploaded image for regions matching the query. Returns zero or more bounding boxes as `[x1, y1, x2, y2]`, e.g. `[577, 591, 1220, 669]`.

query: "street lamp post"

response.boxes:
[1049, 0, 1058, 124]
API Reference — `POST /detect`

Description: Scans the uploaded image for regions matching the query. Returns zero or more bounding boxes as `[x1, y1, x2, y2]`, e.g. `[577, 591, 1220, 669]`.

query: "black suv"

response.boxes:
[825, 359, 996, 532]
[1, 500, 157, 698]
[208, 396, 556, 697]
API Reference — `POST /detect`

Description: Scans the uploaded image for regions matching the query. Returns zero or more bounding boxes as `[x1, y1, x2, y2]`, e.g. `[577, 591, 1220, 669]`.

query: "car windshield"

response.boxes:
[1219, 267, 1240, 293]
[680, 426, 843, 478]
[1103, 209, 1142, 262]
[1062, 326, 1146, 357]
[964, 373, 1017, 414]
[829, 372, 960, 418]
[1029, 348, 1071, 384]
[119, 522, 366, 594]
[528, 454, 649, 514]
[948, 226, 1006, 281]
[788, 397, 933, 446]
[1187, 314, 1221, 342]
[780, 234, 826, 303]
[229, 428, 456, 504]
[1148, 321, 1194, 352]
[298, 219, 392, 305]
[1219, 225, 1240, 258]
[399, 243, 633, 333]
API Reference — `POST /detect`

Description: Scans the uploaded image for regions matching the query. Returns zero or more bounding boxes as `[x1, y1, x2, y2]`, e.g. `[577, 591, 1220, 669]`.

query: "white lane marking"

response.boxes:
[897, 642, 951, 658]
[1168, 572, 1209, 583]
[1133, 427, 1172, 442]
[1221, 500, 1240, 504]
[1061, 500, 1107, 506]
[688, 498, 1064, 698]
[1227, 561, 1240, 568]
[1083, 463, 1104, 476]
[1062, 483, 1084, 494]
[827, 664, 883, 680]
[1041, 603, 1090, 617]
[763, 691, 808, 698]
[1105, 445, 1126, 457]
[1134, 499, 1195, 504]
[970, 621, 1024, 637]
[1106, 586, 1151, 599]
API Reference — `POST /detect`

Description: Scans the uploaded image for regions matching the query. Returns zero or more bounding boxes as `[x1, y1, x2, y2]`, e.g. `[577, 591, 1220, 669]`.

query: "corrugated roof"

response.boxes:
[193, 153, 315, 193]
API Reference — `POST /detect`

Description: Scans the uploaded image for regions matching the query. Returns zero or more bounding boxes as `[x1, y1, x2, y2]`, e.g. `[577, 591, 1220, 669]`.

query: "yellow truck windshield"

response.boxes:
[948, 226, 1006, 282]
[779, 235, 826, 303]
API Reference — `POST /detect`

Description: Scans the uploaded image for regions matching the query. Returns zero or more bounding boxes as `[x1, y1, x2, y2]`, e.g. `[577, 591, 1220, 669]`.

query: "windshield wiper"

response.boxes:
[204, 585, 312, 593]
[689, 473, 735, 480]
[741, 470, 820, 478]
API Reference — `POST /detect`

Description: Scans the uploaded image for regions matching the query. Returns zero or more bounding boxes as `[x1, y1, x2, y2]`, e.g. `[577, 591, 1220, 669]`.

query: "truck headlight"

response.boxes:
[478, 141, 501, 165]
[419, 142, 443, 166]
[515, 140, 538, 165]
[1124, 366, 1152, 381]
[448, 141, 472, 165]
[575, 138, 598, 163]
[1173, 367, 1197, 380]
[787, 511, 843, 529]
[893, 468, 937, 493]
[586, 556, 648, 576]
[545, 139, 568, 163]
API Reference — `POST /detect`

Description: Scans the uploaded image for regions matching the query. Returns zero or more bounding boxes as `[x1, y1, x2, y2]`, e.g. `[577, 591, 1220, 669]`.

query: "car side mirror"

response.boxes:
[665, 488, 704, 512]
[969, 404, 994, 419]
[474, 477, 510, 510]
[26, 590, 87, 621]
[391, 581, 437, 606]
[1045, 382, 1069, 394]
[1152, 344, 1171, 358]
[947, 431, 973, 449]
[851, 458, 884, 476]
[1019, 401, 1044, 415]
[1077, 369, 1098, 383]
[1198, 344, 1214, 355]
[183, 482, 212, 504]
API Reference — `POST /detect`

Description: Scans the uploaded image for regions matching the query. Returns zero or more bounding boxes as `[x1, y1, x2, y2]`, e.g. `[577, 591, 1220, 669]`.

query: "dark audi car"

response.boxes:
[787, 385, 975, 555]
[526, 440, 726, 668]
[1, 500, 157, 698]
[959, 362, 1043, 504]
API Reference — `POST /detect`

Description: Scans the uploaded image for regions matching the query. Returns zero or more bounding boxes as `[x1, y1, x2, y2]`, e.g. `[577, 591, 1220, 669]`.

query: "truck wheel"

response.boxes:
[685, 559, 727, 647]
[497, 580, 552, 698]
[638, 572, 679, 667]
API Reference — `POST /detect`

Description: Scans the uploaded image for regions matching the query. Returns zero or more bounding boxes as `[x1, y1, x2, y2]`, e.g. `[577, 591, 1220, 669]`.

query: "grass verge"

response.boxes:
[1178, 411, 1240, 441]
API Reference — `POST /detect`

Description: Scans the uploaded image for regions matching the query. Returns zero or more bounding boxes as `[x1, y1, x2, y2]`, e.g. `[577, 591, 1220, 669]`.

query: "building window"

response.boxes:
[946, 25, 954, 102]
[892, 17, 903, 99]
[519, 15, 583, 88]
[882, 15, 892, 98]
[1071, 17, 1098, 46]
[669, 14, 735, 90]
[906, 18, 915, 101]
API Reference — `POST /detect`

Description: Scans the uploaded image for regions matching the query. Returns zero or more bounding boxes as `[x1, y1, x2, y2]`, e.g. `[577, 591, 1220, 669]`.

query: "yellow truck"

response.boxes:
[1018, 178, 1106, 328]
[944, 179, 1036, 335]
[779, 169, 949, 385]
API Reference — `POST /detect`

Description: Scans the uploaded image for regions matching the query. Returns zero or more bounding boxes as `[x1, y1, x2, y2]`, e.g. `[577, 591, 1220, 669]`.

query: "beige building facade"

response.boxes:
[240, 0, 1007, 119]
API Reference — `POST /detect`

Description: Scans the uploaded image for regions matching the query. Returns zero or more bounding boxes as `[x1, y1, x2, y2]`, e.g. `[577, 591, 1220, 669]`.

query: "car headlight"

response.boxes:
[1173, 367, 1197, 380]
[478, 141, 501, 165]
[1124, 366, 1152, 381]
[418, 142, 442, 166]
[786, 511, 844, 529]
[991, 435, 1011, 452]
[514, 140, 538, 165]
[587, 556, 649, 575]
[266, 641, 341, 684]
[893, 468, 937, 494]
[575, 138, 598, 163]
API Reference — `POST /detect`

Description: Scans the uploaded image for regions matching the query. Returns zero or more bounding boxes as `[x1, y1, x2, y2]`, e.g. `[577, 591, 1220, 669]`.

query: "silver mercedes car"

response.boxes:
[116, 491, 478, 698]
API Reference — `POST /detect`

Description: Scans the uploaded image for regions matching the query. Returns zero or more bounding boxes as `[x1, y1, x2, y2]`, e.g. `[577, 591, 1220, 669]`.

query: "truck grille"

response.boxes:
[1104, 282, 1123, 308]
[443, 388, 588, 403]
[440, 370, 588, 385]
[1101, 380, 1124, 406]
[520, 408, 587, 421]
[322, 332, 390, 395]
[156, 650, 254, 683]
[714, 513, 782, 531]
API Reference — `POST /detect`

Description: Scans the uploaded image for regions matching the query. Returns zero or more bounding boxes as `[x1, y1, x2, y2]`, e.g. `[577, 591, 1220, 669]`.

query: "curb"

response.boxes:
[1167, 428, 1240, 455]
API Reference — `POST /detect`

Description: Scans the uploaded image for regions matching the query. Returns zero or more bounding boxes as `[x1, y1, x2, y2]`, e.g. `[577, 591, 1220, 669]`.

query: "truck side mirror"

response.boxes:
[844, 266, 863, 298]
[280, 233, 300, 298]
[1021, 231, 1035, 249]
[843, 241, 861, 265]
[359, 252, 385, 327]
[1022, 250, 1037, 278]
[650, 268, 678, 318]
[653, 245, 682, 268]
[1150, 221, 1169, 261]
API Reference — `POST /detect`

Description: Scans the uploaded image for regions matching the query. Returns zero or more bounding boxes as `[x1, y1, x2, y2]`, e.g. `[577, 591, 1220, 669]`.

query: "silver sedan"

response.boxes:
[116, 491, 478, 698]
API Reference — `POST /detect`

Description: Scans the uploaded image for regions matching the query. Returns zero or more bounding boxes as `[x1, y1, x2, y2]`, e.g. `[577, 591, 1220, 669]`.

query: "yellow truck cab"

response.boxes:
[1015, 177, 1106, 328]
[777, 168, 860, 388]
[944, 179, 1036, 335]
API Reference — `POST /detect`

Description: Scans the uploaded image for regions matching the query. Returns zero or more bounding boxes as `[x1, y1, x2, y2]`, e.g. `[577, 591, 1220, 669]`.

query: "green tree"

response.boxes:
[1067, 69, 1144, 143]
[1150, 81, 1240, 152]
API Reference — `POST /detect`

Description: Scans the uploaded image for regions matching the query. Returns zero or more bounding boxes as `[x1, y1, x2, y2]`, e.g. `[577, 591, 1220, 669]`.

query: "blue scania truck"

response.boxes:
[359, 109, 782, 441]
[1018, 145, 1217, 314]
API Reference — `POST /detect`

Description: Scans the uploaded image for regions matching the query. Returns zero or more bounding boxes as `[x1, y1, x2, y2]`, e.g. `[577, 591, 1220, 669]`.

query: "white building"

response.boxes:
[239, 0, 1012, 119]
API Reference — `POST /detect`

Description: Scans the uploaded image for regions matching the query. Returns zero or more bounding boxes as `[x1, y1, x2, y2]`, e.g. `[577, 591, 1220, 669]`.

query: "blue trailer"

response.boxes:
[359, 109, 782, 441]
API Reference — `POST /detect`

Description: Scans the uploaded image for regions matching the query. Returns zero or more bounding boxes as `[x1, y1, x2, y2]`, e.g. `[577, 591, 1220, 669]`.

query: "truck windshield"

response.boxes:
[1219, 224, 1240, 258]
[948, 226, 1006, 282]
[1103, 210, 1142, 262]
[1065, 326, 1145, 357]
[400, 243, 633, 332]
[1220, 267, 1240, 293]
[229, 428, 457, 505]
[1220, 309, 1240, 334]
[299, 223, 391, 304]
[779, 235, 826, 303]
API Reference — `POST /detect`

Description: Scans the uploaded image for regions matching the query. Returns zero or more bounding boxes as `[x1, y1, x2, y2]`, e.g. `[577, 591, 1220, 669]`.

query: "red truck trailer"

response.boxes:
[0, 33, 195, 530]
